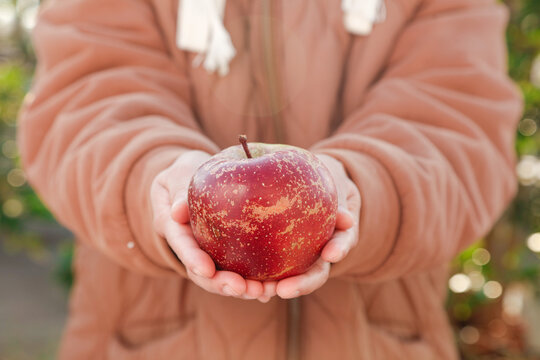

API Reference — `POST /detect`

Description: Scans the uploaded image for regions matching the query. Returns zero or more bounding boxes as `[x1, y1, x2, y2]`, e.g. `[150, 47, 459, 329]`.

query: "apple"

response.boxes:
[187, 136, 338, 281]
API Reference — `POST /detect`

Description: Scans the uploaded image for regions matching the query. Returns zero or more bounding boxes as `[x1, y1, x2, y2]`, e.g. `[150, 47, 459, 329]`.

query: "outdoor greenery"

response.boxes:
[0, 0, 539, 359]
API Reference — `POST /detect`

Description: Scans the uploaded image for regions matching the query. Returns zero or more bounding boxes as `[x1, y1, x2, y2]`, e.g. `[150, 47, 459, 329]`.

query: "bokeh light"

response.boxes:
[20, 4, 37, 32]
[516, 156, 540, 185]
[526, 233, 540, 253]
[0, 1, 16, 38]
[449, 273, 471, 293]
[503, 284, 525, 319]
[468, 271, 486, 291]
[459, 326, 480, 345]
[3, 198, 23, 218]
[483, 281, 503, 299]
[519, 118, 537, 136]
[471, 248, 491, 266]
[531, 54, 540, 89]
[463, 259, 480, 274]
[7, 168, 26, 187]
[2, 139, 17, 158]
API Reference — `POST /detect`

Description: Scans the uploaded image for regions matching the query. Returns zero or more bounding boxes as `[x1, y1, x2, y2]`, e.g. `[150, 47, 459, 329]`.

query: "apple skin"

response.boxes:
[187, 143, 338, 281]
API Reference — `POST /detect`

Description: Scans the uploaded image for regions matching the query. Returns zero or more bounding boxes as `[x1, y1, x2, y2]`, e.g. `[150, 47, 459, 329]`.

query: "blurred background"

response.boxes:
[0, 0, 539, 359]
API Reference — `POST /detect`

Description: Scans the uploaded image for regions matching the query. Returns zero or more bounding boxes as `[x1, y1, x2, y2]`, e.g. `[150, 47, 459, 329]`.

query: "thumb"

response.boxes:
[335, 206, 354, 230]
[171, 197, 190, 224]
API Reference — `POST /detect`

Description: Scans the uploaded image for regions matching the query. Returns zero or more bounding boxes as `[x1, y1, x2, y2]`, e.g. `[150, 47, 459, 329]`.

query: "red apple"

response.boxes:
[187, 136, 338, 281]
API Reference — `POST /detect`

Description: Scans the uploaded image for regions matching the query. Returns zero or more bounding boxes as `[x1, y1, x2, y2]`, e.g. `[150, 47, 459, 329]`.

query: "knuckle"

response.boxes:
[155, 169, 169, 185]
[187, 267, 200, 281]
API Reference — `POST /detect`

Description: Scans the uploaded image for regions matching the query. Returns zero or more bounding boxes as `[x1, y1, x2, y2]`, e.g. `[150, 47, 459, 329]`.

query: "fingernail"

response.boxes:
[223, 285, 239, 296]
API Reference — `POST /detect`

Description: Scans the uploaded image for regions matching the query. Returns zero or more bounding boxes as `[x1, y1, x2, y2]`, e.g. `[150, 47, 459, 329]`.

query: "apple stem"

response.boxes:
[239, 135, 252, 159]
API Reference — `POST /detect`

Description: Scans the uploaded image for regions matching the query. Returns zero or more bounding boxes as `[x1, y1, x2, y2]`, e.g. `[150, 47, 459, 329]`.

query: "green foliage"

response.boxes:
[0, 61, 74, 292]
[504, 0, 540, 277]
[53, 242, 74, 289]
[0, 60, 60, 264]
[0, 64, 53, 226]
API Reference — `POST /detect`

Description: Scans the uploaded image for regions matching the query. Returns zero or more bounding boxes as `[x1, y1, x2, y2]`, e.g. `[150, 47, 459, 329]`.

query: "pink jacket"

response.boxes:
[18, 0, 522, 358]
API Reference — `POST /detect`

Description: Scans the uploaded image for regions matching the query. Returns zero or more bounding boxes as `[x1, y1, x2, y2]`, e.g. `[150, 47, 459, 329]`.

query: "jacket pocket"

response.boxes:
[360, 279, 423, 342]
[107, 316, 198, 360]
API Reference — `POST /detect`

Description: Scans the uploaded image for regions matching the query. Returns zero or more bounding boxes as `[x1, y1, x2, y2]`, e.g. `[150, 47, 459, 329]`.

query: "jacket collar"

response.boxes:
[176, 0, 386, 76]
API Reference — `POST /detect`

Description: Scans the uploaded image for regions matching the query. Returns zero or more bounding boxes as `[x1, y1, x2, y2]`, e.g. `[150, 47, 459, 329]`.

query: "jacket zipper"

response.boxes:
[260, 1, 299, 359]
[261, 0, 286, 144]
[286, 298, 301, 360]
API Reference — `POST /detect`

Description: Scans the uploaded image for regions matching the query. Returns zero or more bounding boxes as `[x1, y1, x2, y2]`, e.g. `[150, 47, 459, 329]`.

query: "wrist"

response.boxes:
[316, 154, 349, 181]
[125, 146, 188, 273]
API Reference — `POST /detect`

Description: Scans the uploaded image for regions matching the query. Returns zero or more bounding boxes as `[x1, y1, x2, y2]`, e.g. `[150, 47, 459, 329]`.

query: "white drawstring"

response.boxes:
[198, 0, 236, 76]
[177, 0, 235, 76]
[177, 0, 385, 76]
[342, 0, 386, 35]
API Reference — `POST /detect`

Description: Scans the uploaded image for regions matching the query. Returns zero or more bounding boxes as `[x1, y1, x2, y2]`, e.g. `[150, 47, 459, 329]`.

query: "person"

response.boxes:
[17, 0, 522, 359]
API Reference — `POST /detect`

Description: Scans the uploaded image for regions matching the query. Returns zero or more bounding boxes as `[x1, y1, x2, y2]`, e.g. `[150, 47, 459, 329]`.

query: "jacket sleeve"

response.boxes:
[311, 0, 523, 281]
[17, 0, 220, 277]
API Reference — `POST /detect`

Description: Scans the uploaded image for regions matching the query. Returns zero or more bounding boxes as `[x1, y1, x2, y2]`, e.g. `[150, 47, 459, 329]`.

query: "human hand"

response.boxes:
[151, 150, 266, 300]
[151, 150, 359, 303]
[270, 154, 360, 300]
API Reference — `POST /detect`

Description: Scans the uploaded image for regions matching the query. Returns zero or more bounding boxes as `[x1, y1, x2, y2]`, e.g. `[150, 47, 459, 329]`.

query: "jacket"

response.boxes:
[17, 0, 522, 358]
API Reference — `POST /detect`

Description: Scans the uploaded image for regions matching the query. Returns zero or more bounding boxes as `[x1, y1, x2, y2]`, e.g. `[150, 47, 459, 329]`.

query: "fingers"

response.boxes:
[154, 150, 211, 224]
[257, 296, 271, 303]
[188, 269, 247, 297]
[276, 258, 330, 299]
[335, 207, 354, 230]
[263, 281, 277, 298]
[152, 170, 214, 278]
[242, 280, 264, 299]
[257, 281, 277, 303]
[151, 151, 278, 301]
[171, 199, 190, 224]
[164, 220, 216, 278]
[150, 181, 171, 236]
[321, 204, 358, 263]
[154, 150, 355, 303]
[321, 228, 357, 263]
[166, 219, 268, 300]
[165, 151, 211, 207]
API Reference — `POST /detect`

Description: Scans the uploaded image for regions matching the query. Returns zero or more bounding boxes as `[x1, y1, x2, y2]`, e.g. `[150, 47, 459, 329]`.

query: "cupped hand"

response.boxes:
[272, 154, 360, 300]
[151, 150, 360, 303]
[151, 150, 266, 300]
